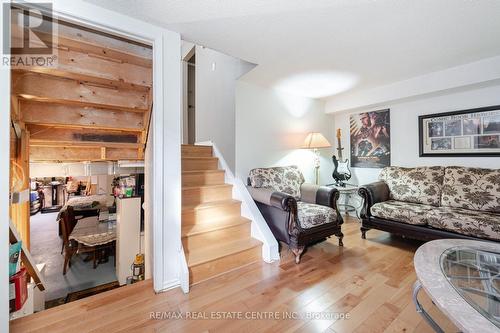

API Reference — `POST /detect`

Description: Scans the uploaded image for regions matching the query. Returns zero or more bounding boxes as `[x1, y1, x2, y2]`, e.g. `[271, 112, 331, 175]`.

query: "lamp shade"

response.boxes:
[301, 132, 331, 149]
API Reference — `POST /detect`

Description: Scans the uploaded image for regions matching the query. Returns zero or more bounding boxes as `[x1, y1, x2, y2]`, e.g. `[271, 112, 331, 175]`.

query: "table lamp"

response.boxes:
[302, 132, 332, 184]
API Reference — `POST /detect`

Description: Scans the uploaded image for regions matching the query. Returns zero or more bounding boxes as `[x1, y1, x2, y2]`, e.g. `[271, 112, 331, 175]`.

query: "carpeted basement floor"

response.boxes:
[30, 212, 117, 301]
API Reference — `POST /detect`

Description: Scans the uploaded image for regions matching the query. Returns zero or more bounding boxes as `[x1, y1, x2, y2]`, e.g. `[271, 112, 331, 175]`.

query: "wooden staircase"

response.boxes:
[181, 144, 262, 285]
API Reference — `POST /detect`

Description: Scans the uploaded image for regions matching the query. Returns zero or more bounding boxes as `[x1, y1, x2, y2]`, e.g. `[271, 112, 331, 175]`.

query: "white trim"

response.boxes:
[0, 3, 11, 330]
[161, 278, 182, 292]
[179, 248, 189, 293]
[152, 37, 165, 292]
[197, 141, 280, 263]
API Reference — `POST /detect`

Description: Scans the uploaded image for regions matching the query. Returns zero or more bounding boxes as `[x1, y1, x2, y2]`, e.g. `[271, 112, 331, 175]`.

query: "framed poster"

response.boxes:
[350, 109, 391, 168]
[419, 105, 500, 157]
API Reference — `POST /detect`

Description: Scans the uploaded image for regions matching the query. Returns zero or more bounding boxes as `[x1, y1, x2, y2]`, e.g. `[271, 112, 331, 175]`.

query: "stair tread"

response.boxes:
[182, 170, 224, 174]
[182, 184, 232, 190]
[186, 237, 262, 267]
[182, 216, 250, 237]
[182, 156, 217, 160]
[181, 144, 212, 147]
[182, 199, 240, 211]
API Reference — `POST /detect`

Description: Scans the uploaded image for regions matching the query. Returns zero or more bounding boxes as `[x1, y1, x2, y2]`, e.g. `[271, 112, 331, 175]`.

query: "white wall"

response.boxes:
[235, 81, 334, 185]
[195, 46, 255, 170]
[0, 3, 10, 329]
[330, 83, 500, 185]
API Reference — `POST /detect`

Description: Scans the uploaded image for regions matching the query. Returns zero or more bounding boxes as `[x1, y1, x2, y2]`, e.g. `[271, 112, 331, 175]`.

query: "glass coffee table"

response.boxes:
[413, 239, 500, 333]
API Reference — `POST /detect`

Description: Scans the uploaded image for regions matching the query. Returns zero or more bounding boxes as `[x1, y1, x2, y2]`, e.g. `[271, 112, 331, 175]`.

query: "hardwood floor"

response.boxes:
[11, 216, 458, 333]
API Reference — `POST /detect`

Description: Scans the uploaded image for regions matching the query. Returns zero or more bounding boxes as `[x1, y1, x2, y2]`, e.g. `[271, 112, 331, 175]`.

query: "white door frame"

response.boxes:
[0, 2, 11, 329]
[1, 2, 182, 328]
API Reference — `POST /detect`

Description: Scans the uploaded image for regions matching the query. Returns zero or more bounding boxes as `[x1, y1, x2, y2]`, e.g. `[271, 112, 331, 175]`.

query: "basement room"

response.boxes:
[8, 7, 154, 318]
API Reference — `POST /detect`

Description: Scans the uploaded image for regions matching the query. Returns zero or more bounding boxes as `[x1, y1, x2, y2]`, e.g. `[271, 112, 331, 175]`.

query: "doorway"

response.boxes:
[187, 54, 196, 144]
[8, 6, 153, 319]
[183, 46, 196, 144]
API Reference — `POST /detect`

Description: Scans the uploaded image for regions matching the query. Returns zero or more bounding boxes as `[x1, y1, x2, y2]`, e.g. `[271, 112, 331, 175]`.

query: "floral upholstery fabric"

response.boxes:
[441, 166, 500, 213]
[370, 200, 433, 225]
[248, 166, 305, 199]
[427, 206, 500, 240]
[297, 201, 336, 229]
[379, 166, 445, 207]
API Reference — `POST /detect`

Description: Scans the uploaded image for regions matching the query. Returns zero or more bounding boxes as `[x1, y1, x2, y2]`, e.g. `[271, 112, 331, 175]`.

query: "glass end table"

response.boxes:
[325, 183, 362, 218]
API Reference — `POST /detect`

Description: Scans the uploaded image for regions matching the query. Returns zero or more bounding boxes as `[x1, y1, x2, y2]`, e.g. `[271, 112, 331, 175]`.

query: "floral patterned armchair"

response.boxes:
[247, 166, 343, 263]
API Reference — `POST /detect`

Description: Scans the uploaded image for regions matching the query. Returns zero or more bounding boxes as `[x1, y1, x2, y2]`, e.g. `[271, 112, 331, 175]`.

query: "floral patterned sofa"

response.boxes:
[247, 166, 343, 263]
[359, 166, 500, 242]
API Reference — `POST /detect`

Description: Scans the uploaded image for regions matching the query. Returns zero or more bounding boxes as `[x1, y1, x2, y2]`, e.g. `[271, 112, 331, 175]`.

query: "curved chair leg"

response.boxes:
[360, 227, 369, 239]
[63, 250, 72, 275]
[291, 246, 305, 264]
[337, 232, 344, 246]
[93, 248, 97, 269]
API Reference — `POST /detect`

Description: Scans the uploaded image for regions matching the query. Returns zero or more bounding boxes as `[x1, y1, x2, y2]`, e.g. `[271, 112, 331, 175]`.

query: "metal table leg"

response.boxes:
[413, 280, 445, 333]
[337, 192, 357, 216]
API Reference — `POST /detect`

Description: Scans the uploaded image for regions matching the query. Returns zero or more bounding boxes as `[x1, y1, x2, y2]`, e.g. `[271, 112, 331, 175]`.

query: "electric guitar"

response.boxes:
[332, 128, 351, 186]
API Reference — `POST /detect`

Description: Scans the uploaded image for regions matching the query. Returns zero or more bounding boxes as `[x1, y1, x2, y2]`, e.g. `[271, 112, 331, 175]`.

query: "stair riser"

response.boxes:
[182, 172, 225, 187]
[189, 246, 261, 285]
[182, 202, 241, 225]
[182, 223, 251, 251]
[181, 145, 213, 157]
[182, 158, 219, 171]
[182, 186, 232, 205]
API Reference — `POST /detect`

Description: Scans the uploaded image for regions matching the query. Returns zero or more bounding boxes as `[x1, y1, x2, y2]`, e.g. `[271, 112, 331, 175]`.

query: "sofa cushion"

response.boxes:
[370, 200, 433, 226]
[441, 166, 500, 213]
[379, 166, 445, 206]
[427, 206, 500, 240]
[297, 201, 336, 229]
[248, 166, 305, 199]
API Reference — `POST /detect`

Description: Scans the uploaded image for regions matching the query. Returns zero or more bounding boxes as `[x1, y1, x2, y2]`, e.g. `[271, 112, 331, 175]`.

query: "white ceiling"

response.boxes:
[85, 0, 500, 99]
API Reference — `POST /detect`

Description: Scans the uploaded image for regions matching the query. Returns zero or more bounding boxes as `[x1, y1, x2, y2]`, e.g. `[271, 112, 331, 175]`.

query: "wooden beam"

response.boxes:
[27, 124, 141, 144]
[142, 89, 153, 146]
[14, 68, 150, 92]
[106, 148, 142, 161]
[56, 47, 152, 87]
[30, 139, 143, 150]
[30, 146, 141, 162]
[9, 130, 30, 250]
[12, 72, 149, 112]
[11, 95, 20, 122]
[20, 100, 145, 131]
[49, 26, 152, 66]
[11, 25, 152, 67]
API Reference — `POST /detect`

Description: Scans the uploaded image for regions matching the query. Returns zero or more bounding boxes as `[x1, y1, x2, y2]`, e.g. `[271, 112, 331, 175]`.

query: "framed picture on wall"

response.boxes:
[350, 109, 391, 168]
[419, 105, 500, 157]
